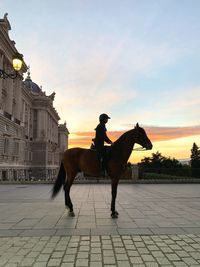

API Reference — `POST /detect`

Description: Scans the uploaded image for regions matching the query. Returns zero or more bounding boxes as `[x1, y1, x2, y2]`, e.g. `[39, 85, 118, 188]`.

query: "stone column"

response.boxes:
[13, 78, 22, 120]
[0, 54, 3, 112]
[37, 109, 46, 139]
[131, 165, 139, 180]
[5, 74, 13, 115]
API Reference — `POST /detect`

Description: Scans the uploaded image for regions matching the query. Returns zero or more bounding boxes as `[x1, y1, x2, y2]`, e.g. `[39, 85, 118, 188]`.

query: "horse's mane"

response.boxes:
[113, 129, 134, 146]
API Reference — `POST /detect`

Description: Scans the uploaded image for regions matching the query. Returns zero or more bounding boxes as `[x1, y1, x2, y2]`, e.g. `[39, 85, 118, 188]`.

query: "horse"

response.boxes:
[51, 123, 152, 218]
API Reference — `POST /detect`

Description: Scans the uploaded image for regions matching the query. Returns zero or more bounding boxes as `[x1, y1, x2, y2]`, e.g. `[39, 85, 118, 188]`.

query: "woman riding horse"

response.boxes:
[92, 113, 113, 176]
[52, 123, 152, 218]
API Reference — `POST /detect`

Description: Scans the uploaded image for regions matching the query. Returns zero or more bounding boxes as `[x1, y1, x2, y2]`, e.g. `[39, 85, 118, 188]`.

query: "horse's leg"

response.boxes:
[64, 175, 75, 216]
[111, 178, 119, 218]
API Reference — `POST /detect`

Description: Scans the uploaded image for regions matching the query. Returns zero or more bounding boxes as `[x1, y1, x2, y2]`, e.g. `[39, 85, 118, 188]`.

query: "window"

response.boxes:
[13, 142, 19, 156]
[33, 110, 37, 138]
[29, 151, 32, 161]
[3, 139, 9, 154]
[4, 124, 9, 131]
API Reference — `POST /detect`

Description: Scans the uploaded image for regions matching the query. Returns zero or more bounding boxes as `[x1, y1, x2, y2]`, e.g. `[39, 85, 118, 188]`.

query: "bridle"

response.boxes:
[132, 147, 148, 151]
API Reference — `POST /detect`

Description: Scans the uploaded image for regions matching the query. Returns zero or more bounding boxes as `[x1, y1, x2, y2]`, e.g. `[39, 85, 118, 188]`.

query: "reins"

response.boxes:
[132, 147, 147, 151]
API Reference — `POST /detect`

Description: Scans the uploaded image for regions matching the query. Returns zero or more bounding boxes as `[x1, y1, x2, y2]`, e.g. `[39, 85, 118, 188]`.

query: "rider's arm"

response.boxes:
[103, 132, 112, 144]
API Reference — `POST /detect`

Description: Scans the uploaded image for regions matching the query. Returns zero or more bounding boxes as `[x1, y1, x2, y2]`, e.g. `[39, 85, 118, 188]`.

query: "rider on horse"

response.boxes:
[92, 113, 113, 176]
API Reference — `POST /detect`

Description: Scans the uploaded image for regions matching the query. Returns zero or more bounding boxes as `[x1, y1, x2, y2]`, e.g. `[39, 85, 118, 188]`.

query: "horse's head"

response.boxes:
[134, 123, 153, 150]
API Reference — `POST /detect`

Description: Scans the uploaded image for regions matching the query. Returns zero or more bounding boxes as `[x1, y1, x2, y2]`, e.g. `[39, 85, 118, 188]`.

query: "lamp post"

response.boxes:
[0, 53, 23, 79]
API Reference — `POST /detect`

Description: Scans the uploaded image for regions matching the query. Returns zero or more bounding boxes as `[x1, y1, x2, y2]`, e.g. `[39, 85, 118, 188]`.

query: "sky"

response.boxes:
[1, 0, 200, 163]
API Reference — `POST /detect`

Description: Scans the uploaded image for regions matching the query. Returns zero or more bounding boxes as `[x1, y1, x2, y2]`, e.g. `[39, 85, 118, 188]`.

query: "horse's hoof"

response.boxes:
[69, 211, 75, 217]
[111, 212, 118, 219]
[115, 211, 119, 216]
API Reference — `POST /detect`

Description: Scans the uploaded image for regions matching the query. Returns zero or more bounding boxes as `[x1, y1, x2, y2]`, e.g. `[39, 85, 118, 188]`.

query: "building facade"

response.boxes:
[0, 14, 69, 181]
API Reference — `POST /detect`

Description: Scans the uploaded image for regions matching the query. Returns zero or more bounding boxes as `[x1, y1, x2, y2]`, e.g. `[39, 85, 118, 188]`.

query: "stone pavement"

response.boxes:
[1, 234, 200, 267]
[0, 184, 200, 266]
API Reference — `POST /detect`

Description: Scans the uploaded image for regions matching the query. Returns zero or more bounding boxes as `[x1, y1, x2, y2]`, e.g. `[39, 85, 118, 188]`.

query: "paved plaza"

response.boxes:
[0, 184, 200, 266]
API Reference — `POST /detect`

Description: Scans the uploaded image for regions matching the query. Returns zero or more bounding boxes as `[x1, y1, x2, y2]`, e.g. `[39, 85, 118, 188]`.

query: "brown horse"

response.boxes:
[51, 123, 152, 218]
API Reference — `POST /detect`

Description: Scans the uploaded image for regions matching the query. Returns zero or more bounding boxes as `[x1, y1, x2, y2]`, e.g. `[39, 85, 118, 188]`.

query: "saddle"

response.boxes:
[90, 143, 111, 157]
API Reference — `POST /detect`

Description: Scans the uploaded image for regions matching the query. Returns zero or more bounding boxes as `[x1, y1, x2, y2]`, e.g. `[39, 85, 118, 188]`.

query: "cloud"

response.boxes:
[149, 86, 200, 126]
[168, 86, 200, 110]
[145, 125, 200, 141]
[69, 125, 200, 148]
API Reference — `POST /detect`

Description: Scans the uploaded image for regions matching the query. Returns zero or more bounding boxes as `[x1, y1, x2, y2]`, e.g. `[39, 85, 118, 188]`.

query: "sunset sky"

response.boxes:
[1, 0, 200, 163]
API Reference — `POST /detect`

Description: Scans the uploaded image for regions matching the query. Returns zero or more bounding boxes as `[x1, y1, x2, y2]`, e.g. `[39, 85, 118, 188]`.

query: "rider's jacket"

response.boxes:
[93, 122, 112, 149]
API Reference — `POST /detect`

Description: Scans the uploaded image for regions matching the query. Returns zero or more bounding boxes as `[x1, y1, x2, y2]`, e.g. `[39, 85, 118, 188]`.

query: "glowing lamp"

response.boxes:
[0, 53, 23, 79]
[12, 53, 23, 71]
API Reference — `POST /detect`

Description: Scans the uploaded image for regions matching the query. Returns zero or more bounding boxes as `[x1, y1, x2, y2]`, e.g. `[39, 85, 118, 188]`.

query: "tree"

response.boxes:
[140, 156, 151, 167]
[139, 151, 182, 169]
[190, 143, 200, 168]
[150, 152, 165, 167]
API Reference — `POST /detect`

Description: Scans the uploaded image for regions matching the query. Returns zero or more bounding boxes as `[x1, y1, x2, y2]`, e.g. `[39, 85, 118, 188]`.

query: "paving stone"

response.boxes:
[79, 245, 90, 251]
[102, 244, 113, 249]
[90, 262, 103, 267]
[183, 245, 196, 252]
[63, 254, 76, 262]
[141, 254, 155, 262]
[175, 250, 190, 257]
[77, 251, 89, 259]
[151, 251, 165, 257]
[127, 250, 139, 257]
[90, 253, 102, 261]
[32, 263, 47, 267]
[145, 262, 159, 267]
[146, 245, 159, 251]
[60, 263, 74, 267]
[166, 253, 180, 261]
[51, 250, 65, 258]
[189, 252, 200, 260]
[129, 256, 143, 264]
[182, 257, 199, 265]
[137, 247, 150, 254]
[47, 258, 62, 266]
[3, 264, 18, 267]
[42, 247, 54, 254]
[20, 258, 35, 266]
[36, 254, 51, 262]
[90, 247, 101, 253]
[116, 253, 129, 260]
[116, 261, 131, 267]
[114, 247, 126, 253]
[66, 247, 78, 254]
[26, 251, 40, 258]
[172, 262, 188, 267]
[156, 257, 171, 265]
[103, 250, 115, 256]
[103, 256, 116, 264]
[125, 244, 136, 250]
[8, 255, 24, 263]
[75, 259, 89, 266]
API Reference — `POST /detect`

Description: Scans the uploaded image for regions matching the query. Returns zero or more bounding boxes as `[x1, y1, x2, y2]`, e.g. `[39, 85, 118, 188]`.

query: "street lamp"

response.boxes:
[0, 53, 23, 79]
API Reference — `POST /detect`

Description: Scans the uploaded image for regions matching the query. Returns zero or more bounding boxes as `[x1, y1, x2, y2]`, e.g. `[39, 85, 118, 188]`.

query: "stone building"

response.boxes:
[0, 14, 69, 181]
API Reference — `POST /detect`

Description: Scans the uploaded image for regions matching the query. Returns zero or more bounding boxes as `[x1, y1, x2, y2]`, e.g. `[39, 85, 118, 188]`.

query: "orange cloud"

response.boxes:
[69, 125, 200, 148]
[145, 125, 200, 142]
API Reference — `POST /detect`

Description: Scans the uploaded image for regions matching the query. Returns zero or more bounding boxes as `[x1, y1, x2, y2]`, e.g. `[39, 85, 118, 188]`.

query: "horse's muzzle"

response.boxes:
[145, 142, 153, 150]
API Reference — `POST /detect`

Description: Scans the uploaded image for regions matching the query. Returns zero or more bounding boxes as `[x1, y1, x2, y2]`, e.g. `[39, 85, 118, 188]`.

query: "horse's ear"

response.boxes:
[136, 122, 139, 128]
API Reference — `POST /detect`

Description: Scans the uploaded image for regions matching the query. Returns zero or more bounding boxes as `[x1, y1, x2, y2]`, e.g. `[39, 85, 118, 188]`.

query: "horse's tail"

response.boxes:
[51, 161, 66, 198]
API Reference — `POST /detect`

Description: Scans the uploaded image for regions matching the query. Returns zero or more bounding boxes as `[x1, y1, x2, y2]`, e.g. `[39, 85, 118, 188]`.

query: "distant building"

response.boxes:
[179, 159, 190, 166]
[0, 14, 69, 181]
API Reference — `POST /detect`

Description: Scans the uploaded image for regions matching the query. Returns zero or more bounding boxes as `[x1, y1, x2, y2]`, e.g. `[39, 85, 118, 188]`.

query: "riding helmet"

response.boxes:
[99, 113, 111, 122]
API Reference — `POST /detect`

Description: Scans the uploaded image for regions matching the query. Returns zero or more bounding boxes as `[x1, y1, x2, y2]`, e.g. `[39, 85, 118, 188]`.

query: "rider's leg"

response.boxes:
[97, 146, 105, 176]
